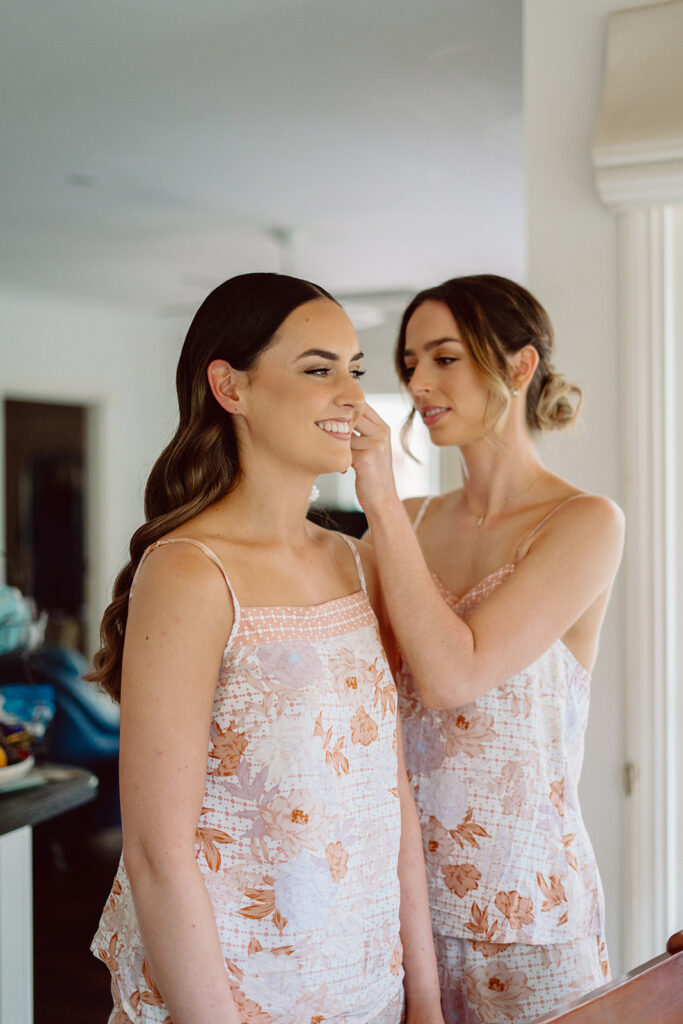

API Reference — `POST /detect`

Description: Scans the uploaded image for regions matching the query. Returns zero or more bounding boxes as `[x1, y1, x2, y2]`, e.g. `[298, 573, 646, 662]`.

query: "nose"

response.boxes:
[407, 361, 432, 397]
[337, 372, 365, 410]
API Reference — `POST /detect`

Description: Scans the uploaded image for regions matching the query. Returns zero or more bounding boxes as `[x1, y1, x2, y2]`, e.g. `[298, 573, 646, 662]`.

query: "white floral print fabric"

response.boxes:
[434, 931, 610, 1024]
[92, 539, 404, 1024]
[398, 565, 607, 946]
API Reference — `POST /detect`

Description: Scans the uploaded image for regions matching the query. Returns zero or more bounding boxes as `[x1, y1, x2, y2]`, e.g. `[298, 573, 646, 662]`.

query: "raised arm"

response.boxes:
[352, 405, 625, 710]
[118, 543, 240, 1024]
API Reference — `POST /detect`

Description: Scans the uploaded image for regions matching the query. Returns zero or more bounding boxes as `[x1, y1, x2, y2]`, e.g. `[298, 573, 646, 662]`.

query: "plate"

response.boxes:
[0, 755, 35, 791]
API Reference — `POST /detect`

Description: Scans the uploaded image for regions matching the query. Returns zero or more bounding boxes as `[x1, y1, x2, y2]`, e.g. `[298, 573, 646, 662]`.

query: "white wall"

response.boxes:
[674, 206, 683, 936]
[524, 0, 665, 974]
[0, 289, 181, 653]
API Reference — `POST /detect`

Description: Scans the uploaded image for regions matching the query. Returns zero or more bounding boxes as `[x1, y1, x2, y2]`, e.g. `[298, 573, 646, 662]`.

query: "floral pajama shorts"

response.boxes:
[434, 933, 610, 1024]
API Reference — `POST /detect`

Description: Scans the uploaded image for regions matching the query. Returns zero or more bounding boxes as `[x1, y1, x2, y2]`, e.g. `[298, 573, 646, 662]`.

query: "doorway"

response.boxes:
[3, 399, 88, 653]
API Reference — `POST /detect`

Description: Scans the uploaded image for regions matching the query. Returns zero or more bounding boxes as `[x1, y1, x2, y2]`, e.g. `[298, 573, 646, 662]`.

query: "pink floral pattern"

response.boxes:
[257, 640, 323, 690]
[94, 539, 403, 1024]
[435, 931, 610, 1024]
[398, 566, 607, 945]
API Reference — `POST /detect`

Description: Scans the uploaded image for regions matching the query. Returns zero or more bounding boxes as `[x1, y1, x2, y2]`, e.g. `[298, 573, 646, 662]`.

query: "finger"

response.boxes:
[350, 437, 381, 452]
[357, 403, 390, 428]
[353, 412, 391, 438]
[350, 425, 391, 445]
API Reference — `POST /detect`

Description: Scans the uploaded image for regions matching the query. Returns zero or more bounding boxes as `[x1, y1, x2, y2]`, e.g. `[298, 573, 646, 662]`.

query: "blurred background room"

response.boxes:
[1, 1, 682, 1021]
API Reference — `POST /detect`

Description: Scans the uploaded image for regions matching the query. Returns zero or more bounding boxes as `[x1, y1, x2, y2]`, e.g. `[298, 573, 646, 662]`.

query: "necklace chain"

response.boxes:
[465, 471, 547, 528]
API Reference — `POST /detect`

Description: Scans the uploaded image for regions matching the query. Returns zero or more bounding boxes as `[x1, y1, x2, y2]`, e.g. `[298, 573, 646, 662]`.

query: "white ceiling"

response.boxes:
[0, 0, 523, 316]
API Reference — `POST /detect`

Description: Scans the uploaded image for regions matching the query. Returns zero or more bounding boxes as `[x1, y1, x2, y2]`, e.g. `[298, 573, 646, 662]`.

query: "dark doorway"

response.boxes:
[4, 399, 87, 652]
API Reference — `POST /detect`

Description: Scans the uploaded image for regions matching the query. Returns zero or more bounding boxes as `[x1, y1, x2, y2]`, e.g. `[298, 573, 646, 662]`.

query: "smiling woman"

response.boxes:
[84, 272, 444, 1024]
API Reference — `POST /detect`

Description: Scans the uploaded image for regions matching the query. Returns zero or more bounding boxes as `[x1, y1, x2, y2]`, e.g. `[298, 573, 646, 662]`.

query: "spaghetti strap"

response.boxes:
[412, 495, 433, 532]
[131, 537, 241, 647]
[339, 534, 368, 596]
[515, 493, 589, 561]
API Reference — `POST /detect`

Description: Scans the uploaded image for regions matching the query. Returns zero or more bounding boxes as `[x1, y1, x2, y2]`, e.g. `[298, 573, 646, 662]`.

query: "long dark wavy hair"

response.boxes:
[86, 272, 336, 701]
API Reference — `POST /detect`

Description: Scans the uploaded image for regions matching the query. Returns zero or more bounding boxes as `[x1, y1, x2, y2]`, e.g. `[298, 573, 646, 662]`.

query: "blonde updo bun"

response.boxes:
[533, 370, 583, 431]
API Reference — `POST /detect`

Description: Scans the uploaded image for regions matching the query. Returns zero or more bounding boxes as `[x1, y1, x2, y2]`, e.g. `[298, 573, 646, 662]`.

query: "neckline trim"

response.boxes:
[239, 589, 366, 612]
[431, 566, 591, 679]
[432, 563, 516, 605]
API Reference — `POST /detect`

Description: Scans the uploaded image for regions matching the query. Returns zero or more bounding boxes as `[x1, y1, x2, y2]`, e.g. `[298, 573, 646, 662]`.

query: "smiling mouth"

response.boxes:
[315, 419, 352, 438]
[420, 406, 449, 424]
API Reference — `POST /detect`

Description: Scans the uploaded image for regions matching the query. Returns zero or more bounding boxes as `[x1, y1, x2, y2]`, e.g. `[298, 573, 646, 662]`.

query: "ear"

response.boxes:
[207, 359, 243, 415]
[509, 345, 539, 391]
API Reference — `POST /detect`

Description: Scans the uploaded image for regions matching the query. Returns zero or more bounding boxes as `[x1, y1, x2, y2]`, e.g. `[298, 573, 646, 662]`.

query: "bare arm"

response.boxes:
[119, 544, 240, 1024]
[352, 405, 625, 710]
[396, 716, 445, 1023]
[356, 540, 443, 1021]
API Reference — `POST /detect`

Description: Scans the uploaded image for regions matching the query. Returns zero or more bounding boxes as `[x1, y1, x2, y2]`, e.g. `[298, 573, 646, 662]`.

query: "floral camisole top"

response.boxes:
[92, 536, 404, 1024]
[398, 496, 606, 946]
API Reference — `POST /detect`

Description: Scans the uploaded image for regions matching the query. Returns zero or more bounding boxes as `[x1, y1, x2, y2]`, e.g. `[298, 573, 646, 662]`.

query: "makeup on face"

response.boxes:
[403, 302, 491, 445]
[293, 340, 365, 442]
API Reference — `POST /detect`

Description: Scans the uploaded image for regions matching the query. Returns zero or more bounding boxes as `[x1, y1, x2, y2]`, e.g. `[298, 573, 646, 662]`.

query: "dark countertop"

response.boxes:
[0, 765, 98, 836]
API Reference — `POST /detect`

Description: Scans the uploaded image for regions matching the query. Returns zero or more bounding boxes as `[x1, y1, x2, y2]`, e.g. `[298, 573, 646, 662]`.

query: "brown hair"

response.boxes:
[395, 274, 582, 440]
[86, 272, 336, 701]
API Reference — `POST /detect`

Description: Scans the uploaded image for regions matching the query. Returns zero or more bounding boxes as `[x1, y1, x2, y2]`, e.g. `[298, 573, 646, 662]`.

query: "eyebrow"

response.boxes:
[403, 337, 461, 357]
[296, 348, 364, 362]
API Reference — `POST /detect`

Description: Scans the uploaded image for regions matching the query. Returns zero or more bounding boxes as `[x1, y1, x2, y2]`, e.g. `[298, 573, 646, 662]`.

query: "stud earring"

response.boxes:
[308, 484, 320, 504]
[511, 386, 519, 397]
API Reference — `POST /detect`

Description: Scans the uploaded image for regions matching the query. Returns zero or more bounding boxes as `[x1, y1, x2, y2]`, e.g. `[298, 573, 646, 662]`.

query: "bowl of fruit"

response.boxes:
[0, 719, 35, 789]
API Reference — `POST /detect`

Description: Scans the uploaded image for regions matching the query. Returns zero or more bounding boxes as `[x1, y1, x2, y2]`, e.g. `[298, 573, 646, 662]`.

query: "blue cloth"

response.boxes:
[0, 683, 56, 738]
[0, 585, 32, 653]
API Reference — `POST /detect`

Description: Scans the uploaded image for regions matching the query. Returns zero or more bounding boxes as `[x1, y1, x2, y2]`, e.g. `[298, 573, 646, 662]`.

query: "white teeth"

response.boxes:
[317, 420, 350, 434]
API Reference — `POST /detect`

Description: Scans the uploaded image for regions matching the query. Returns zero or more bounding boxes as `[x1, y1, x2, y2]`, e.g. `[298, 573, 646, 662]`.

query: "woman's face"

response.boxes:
[238, 298, 365, 475]
[403, 299, 492, 447]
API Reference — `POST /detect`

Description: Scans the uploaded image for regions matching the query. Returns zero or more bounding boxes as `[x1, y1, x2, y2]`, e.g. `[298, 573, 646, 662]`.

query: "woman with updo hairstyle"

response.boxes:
[87, 273, 444, 1024]
[350, 274, 624, 1024]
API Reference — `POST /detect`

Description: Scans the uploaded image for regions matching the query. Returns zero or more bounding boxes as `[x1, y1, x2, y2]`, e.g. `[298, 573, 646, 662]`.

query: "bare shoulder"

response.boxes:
[347, 534, 378, 581]
[531, 492, 625, 570]
[555, 493, 624, 534]
[351, 534, 378, 571]
[402, 495, 427, 521]
[130, 539, 233, 626]
[345, 534, 382, 608]
[362, 497, 423, 543]
[402, 491, 459, 521]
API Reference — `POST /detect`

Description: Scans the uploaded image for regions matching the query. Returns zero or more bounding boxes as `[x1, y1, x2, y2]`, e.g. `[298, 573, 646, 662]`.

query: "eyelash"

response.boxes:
[305, 367, 366, 379]
[404, 357, 458, 378]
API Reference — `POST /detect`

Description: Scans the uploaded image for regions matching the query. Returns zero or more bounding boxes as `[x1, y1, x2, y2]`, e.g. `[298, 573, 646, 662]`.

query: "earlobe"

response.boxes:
[207, 359, 241, 414]
[510, 345, 540, 392]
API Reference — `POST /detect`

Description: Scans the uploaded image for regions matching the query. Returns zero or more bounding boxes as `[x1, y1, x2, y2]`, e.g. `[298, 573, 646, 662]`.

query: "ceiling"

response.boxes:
[0, 0, 523, 317]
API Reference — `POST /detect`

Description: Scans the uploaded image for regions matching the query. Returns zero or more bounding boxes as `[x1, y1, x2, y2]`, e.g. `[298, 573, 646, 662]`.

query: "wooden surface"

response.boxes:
[532, 943, 683, 1023]
[0, 766, 97, 835]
